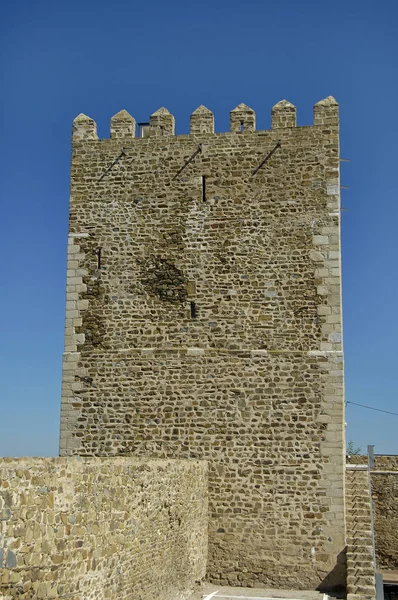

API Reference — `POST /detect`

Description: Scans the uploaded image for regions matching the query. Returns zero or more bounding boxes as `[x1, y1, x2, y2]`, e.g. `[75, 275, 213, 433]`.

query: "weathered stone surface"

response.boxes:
[230, 103, 256, 133]
[0, 457, 207, 600]
[110, 109, 136, 140]
[190, 105, 214, 135]
[371, 456, 398, 570]
[72, 113, 98, 141]
[149, 107, 175, 136]
[345, 466, 377, 600]
[347, 454, 398, 571]
[5, 551, 16, 569]
[272, 99, 296, 128]
[60, 101, 344, 591]
[314, 97, 339, 127]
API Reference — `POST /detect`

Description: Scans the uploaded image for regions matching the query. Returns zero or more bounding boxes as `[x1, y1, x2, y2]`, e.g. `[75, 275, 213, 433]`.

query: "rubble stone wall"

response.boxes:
[0, 457, 207, 600]
[371, 456, 398, 570]
[60, 98, 345, 591]
[345, 466, 376, 600]
[346, 455, 398, 571]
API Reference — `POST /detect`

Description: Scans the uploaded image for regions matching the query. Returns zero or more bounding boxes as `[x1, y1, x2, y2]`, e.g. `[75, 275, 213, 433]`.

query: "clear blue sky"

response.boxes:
[1, 0, 397, 456]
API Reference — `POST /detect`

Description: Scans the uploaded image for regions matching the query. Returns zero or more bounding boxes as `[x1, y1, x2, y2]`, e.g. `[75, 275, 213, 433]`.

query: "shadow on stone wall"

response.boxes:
[316, 549, 347, 597]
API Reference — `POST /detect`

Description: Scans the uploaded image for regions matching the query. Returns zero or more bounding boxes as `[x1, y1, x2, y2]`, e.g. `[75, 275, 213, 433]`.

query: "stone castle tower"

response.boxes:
[60, 97, 345, 591]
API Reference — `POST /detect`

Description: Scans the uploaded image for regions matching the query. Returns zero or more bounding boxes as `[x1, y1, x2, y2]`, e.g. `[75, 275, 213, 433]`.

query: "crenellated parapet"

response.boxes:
[230, 103, 256, 133]
[149, 107, 175, 136]
[110, 109, 136, 139]
[190, 105, 214, 134]
[72, 97, 338, 140]
[314, 96, 339, 127]
[272, 100, 296, 128]
[72, 113, 98, 140]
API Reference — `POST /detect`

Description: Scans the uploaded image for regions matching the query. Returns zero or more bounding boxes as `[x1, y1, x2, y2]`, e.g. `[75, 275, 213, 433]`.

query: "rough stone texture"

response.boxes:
[0, 458, 207, 600]
[348, 455, 398, 570]
[110, 110, 136, 140]
[230, 103, 256, 133]
[345, 466, 376, 600]
[371, 456, 398, 571]
[60, 99, 345, 591]
[272, 100, 297, 129]
[149, 107, 175, 137]
[190, 106, 214, 135]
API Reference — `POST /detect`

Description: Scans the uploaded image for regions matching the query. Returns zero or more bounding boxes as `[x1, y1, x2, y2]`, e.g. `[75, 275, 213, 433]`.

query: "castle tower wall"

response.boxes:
[60, 98, 345, 591]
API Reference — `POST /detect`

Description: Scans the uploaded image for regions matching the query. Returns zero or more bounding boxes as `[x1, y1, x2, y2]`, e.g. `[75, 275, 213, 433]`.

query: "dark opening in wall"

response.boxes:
[202, 176, 206, 203]
[190, 301, 197, 319]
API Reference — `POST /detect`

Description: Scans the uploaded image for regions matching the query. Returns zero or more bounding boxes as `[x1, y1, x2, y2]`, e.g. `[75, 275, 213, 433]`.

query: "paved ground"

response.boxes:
[189, 583, 329, 600]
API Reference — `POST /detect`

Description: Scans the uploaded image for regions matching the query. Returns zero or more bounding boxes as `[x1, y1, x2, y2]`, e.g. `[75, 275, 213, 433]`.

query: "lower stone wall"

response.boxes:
[345, 466, 376, 600]
[0, 458, 207, 600]
[370, 456, 398, 570]
[63, 350, 346, 592]
[346, 454, 398, 572]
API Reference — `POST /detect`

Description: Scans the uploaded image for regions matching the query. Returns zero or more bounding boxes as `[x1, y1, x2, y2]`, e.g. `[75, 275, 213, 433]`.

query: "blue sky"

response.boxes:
[0, 0, 397, 456]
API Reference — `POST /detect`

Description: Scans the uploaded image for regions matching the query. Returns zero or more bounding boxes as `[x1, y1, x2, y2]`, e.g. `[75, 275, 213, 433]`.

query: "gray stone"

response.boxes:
[329, 332, 342, 343]
[6, 550, 17, 568]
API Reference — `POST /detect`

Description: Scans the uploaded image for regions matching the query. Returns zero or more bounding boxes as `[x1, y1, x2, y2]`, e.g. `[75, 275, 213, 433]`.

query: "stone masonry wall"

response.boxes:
[346, 455, 398, 571]
[345, 466, 376, 600]
[60, 98, 345, 591]
[0, 458, 207, 600]
[370, 456, 398, 570]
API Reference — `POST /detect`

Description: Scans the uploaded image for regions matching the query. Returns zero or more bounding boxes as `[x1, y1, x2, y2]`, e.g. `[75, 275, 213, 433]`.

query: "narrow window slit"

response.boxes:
[240, 121, 244, 133]
[190, 301, 197, 319]
[97, 248, 102, 270]
[202, 176, 206, 203]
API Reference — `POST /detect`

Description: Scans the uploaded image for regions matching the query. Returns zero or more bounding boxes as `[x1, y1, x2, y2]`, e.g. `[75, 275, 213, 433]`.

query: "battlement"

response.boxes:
[72, 96, 338, 140]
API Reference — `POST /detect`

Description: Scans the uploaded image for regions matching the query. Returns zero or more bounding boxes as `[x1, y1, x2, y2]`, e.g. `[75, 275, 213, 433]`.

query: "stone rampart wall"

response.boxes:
[0, 457, 207, 600]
